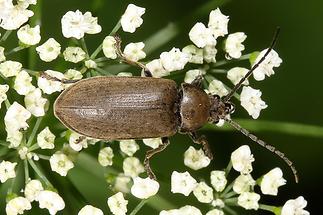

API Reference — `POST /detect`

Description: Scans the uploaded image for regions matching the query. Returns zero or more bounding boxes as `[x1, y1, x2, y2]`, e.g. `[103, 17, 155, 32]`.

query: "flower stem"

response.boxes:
[223, 191, 238, 199]
[28, 159, 52, 187]
[0, 140, 9, 147]
[213, 53, 251, 67]
[224, 197, 238, 205]
[225, 160, 232, 176]
[5, 46, 26, 56]
[0, 30, 12, 43]
[223, 206, 238, 215]
[129, 199, 148, 215]
[80, 37, 89, 58]
[5, 99, 11, 109]
[26, 117, 43, 147]
[220, 180, 234, 198]
[28, 144, 40, 152]
[24, 159, 29, 184]
[259, 204, 278, 213]
[37, 154, 51, 160]
[109, 19, 121, 36]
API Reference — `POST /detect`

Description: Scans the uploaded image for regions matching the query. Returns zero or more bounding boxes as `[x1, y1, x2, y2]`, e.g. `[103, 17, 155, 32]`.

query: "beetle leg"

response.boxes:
[144, 137, 170, 180]
[191, 75, 203, 88]
[188, 132, 213, 160]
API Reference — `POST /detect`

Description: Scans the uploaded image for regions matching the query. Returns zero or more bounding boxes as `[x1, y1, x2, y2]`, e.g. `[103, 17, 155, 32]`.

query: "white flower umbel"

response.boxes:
[123, 42, 146, 62]
[114, 174, 132, 194]
[252, 49, 282, 81]
[233, 174, 256, 194]
[85, 59, 97, 69]
[208, 8, 229, 38]
[6, 196, 31, 215]
[123, 157, 145, 178]
[13, 70, 35, 95]
[24, 179, 44, 202]
[25, 88, 48, 117]
[38, 70, 64, 94]
[160, 205, 202, 215]
[145, 59, 169, 78]
[64, 69, 83, 80]
[193, 182, 214, 203]
[38, 190, 65, 215]
[184, 146, 211, 170]
[0, 60, 22, 77]
[103, 36, 117, 59]
[78, 205, 103, 215]
[210, 170, 227, 192]
[231, 145, 255, 174]
[0, 4, 34, 30]
[69, 132, 88, 151]
[227, 67, 249, 85]
[225, 32, 247, 59]
[61, 10, 101, 39]
[98, 147, 114, 167]
[184, 69, 204, 84]
[5, 102, 31, 132]
[260, 167, 286, 196]
[281, 196, 309, 215]
[36, 38, 61, 62]
[182, 45, 203, 64]
[6, 130, 23, 149]
[189, 22, 216, 48]
[37, 127, 55, 149]
[17, 24, 41, 46]
[121, 4, 145, 33]
[131, 177, 160, 199]
[171, 171, 197, 196]
[63, 47, 86, 63]
[0, 160, 17, 183]
[49, 153, 74, 176]
[160, 48, 190, 72]
[18, 146, 32, 160]
[0, 84, 9, 108]
[206, 209, 224, 215]
[208, 79, 228, 97]
[238, 192, 260, 210]
[142, 138, 162, 149]
[240, 86, 268, 119]
[107, 192, 128, 215]
[0, 47, 5, 62]
[119, 140, 139, 157]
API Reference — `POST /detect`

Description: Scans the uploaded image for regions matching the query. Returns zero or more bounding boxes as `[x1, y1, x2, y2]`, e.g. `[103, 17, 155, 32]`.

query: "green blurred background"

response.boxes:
[1, 0, 322, 214]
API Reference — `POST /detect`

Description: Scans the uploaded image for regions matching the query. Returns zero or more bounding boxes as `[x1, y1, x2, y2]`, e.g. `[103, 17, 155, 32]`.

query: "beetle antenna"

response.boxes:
[225, 117, 299, 183]
[223, 27, 281, 103]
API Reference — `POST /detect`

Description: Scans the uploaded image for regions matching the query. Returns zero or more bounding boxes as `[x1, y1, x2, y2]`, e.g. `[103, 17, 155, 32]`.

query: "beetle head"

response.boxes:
[209, 95, 235, 123]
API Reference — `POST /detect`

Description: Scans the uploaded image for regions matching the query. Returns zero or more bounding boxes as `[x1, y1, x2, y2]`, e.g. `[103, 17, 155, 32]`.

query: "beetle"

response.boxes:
[51, 28, 298, 182]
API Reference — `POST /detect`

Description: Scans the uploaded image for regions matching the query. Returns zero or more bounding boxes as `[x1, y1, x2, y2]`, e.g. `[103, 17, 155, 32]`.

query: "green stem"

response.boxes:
[259, 204, 278, 213]
[220, 180, 234, 198]
[28, 144, 40, 152]
[5, 99, 11, 109]
[225, 160, 232, 176]
[0, 140, 9, 147]
[224, 197, 238, 205]
[28, 159, 52, 187]
[36, 154, 51, 160]
[129, 199, 148, 215]
[223, 206, 238, 215]
[5, 46, 26, 56]
[223, 191, 237, 199]
[80, 37, 89, 58]
[109, 20, 121, 36]
[213, 53, 251, 67]
[26, 117, 43, 147]
[24, 159, 29, 184]
[0, 31, 12, 43]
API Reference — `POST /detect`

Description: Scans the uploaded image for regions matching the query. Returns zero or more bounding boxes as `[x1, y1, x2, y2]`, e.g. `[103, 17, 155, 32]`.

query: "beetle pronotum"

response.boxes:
[48, 27, 298, 183]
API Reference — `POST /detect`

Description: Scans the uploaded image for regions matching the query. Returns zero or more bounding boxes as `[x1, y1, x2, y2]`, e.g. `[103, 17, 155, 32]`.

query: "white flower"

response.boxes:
[184, 146, 211, 170]
[64, 69, 83, 80]
[208, 8, 229, 38]
[0, 60, 22, 77]
[85, 59, 97, 69]
[260, 167, 286, 195]
[193, 182, 214, 203]
[227, 67, 249, 85]
[123, 42, 146, 62]
[171, 171, 197, 196]
[146, 59, 169, 78]
[18, 146, 32, 160]
[160, 205, 202, 215]
[0, 4, 34, 30]
[17, 24, 41, 46]
[189, 22, 216, 48]
[13, 70, 35, 95]
[208, 79, 228, 97]
[281, 196, 309, 215]
[182, 45, 203, 64]
[240, 86, 268, 119]
[6, 196, 31, 215]
[61, 10, 101, 39]
[25, 88, 48, 117]
[212, 199, 225, 208]
[203, 45, 217, 63]
[0, 46, 5, 62]
[69, 132, 88, 151]
[5, 102, 31, 132]
[103, 36, 117, 59]
[231, 145, 255, 174]
[98, 147, 114, 167]
[237, 192, 260, 210]
[38, 190, 65, 215]
[0, 84, 9, 108]
[37, 127, 55, 149]
[119, 140, 139, 156]
[233, 174, 255, 194]
[123, 157, 145, 178]
[206, 209, 224, 215]
[160, 48, 190, 72]
[225, 32, 247, 59]
[114, 174, 131, 193]
[0, 160, 17, 183]
[252, 49, 282, 81]
[6, 130, 23, 148]
[24, 179, 44, 202]
[36, 38, 61, 62]
[210, 170, 227, 192]
[38, 70, 64, 94]
[121, 4, 145, 33]
[142, 138, 162, 149]
[63, 47, 86, 63]
[78, 205, 103, 215]
[184, 69, 205, 84]
[49, 153, 74, 176]
[131, 177, 160, 199]
[107, 192, 128, 215]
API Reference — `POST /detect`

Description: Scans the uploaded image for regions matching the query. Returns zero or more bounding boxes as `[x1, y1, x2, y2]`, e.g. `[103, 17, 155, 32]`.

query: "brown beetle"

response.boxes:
[52, 28, 298, 182]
